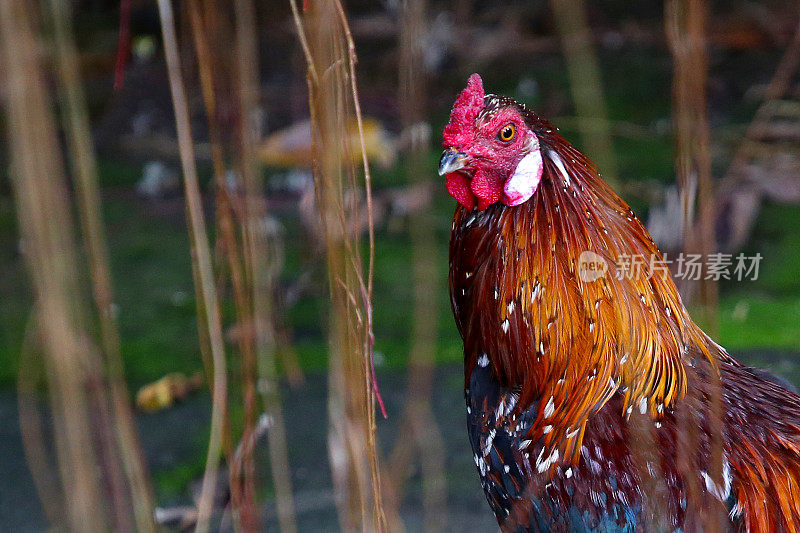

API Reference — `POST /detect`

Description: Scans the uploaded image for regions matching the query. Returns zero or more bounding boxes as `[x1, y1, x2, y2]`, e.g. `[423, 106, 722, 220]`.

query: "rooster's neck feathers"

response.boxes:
[450, 121, 718, 465]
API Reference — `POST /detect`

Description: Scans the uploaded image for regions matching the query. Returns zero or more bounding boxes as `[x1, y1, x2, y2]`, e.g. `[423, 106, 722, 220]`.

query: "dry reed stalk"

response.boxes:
[47, 1, 155, 529]
[665, 0, 718, 331]
[156, 1, 229, 531]
[16, 317, 65, 526]
[232, 0, 299, 531]
[185, 5, 234, 447]
[187, 0, 299, 529]
[290, 0, 389, 530]
[386, 0, 447, 530]
[550, 0, 619, 188]
[666, 5, 725, 531]
[41, 5, 134, 529]
[186, 2, 260, 528]
[1, 1, 135, 529]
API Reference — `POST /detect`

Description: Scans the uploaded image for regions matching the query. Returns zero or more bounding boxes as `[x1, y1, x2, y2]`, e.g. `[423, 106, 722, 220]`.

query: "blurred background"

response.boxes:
[1, 0, 800, 531]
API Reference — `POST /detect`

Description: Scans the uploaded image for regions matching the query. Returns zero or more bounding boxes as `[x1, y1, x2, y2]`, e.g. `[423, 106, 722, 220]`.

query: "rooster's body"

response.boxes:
[442, 75, 800, 532]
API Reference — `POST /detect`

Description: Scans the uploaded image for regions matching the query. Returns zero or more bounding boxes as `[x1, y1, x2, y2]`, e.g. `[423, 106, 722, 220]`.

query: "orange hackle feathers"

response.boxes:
[451, 126, 713, 465]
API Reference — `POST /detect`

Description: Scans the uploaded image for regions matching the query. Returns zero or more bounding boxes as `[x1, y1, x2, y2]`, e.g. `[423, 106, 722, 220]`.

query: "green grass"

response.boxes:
[105, 192, 202, 388]
[154, 460, 205, 501]
[719, 295, 800, 349]
[0, 170, 203, 389]
[716, 203, 800, 350]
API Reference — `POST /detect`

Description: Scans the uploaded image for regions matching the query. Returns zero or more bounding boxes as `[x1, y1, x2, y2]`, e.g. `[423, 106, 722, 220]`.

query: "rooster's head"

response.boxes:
[440, 74, 543, 211]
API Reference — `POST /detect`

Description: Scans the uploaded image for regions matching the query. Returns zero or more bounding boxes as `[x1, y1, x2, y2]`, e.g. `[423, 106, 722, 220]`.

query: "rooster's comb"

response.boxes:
[443, 74, 484, 147]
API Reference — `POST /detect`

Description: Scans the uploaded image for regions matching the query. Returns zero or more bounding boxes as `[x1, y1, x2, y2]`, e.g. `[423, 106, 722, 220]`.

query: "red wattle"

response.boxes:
[470, 169, 502, 210]
[446, 173, 476, 210]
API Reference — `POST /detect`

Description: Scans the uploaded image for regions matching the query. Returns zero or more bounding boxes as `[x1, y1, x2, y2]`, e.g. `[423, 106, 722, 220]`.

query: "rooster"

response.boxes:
[441, 74, 800, 532]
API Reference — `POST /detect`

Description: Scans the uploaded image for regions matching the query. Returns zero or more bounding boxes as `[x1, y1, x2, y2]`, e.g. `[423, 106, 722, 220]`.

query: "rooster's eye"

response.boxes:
[498, 123, 516, 142]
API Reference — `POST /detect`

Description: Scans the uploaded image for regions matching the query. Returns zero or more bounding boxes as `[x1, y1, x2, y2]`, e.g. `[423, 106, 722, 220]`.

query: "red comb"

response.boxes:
[443, 74, 484, 147]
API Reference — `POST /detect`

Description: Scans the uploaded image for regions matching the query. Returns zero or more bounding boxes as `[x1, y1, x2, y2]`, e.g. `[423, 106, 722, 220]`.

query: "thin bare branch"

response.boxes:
[17, 316, 64, 526]
[289, 0, 319, 83]
[186, 2, 260, 528]
[233, 0, 299, 530]
[1, 1, 110, 528]
[156, 1, 229, 531]
[291, 1, 391, 529]
[665, 0, 718, 331]
[387, 0, 447, 530]
[47, 1, 155, 529]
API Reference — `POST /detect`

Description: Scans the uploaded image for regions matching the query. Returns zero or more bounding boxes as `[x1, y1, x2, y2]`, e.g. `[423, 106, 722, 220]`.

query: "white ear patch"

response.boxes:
[504, 148, 543, 206]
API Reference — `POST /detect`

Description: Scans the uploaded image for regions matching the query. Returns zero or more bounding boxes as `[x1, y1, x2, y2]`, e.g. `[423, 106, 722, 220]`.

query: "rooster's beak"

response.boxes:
[438, 148, 472, 176]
